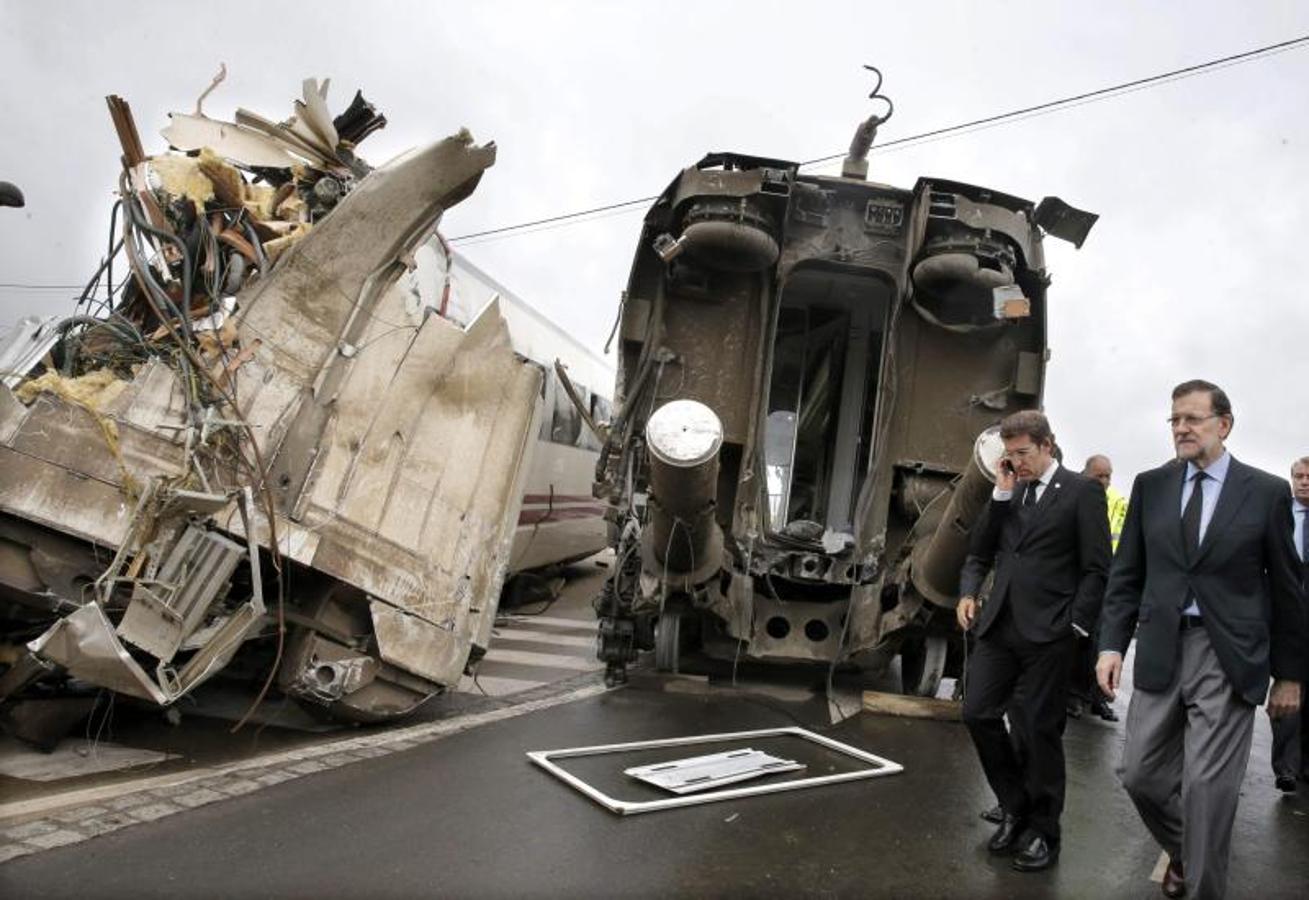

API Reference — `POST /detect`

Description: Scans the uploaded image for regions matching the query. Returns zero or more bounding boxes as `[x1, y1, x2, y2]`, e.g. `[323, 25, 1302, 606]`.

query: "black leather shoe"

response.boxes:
[1091, 698, 1119, 722]
[1275, 775, 1298, 793]
[987, 814, 1025, 854]
[1161, 857, 1185, 898]
[1011, 833, 1058, 871]
[980, 804, 1005, 824]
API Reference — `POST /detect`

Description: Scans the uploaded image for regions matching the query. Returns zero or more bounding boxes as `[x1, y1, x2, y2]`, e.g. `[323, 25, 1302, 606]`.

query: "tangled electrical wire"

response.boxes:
[35, 157, 297, 732]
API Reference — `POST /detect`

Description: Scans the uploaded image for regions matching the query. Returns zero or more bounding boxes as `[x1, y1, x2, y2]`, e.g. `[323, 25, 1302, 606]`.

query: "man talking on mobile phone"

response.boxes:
[956, 410, 1112, 872]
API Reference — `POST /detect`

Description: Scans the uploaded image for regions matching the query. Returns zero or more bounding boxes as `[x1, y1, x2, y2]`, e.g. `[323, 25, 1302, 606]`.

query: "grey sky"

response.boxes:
[2, 0, 1307, 487]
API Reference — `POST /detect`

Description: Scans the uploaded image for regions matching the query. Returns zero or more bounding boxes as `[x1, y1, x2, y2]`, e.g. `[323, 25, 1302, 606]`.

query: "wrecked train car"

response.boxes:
[594, 97, 1096, 692]
[0, 80, 545, 729]
[431, 250, 614, 575]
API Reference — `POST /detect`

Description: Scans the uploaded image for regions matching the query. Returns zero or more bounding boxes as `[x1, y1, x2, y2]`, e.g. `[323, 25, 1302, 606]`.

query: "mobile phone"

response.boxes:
[1000, 459, 1014, 476]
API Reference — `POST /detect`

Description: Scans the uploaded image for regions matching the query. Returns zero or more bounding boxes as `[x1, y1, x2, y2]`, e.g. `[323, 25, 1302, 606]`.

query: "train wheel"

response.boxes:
[654, 610, 681, 674]
[899, 634, 948, 697]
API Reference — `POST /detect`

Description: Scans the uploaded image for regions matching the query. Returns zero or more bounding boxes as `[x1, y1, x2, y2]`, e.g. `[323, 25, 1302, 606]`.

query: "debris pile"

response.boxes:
[61, 72, 387, 386]
[0, 71, 542, 739]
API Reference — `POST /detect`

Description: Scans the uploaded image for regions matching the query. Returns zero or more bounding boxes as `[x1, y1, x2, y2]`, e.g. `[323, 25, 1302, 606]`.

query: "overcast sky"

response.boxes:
[2, 1, 1307, 487]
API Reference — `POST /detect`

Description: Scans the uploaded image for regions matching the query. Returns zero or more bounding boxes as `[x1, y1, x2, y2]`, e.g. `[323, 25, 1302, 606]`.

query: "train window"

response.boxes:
[591, 395, 612, 426]
[573, 386, 607, 451]
[551, 378, 582, 446]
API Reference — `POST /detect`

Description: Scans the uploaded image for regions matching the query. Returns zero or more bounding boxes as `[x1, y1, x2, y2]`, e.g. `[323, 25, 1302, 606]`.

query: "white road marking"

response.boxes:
[491, 627, 595, 649]
[497, 615, 597, 632]
[486, 649, 603, 671]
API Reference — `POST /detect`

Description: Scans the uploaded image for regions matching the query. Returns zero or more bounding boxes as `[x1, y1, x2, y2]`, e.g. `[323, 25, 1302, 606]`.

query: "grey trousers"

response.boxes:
[1119, 627, 1255, 900]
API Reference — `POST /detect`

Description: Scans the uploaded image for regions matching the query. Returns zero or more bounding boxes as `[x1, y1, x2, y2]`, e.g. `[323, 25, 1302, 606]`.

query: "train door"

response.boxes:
[763, 266, 892, 539]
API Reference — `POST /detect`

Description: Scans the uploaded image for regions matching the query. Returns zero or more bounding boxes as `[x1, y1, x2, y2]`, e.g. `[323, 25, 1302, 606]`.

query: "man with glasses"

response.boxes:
[1096, 380, 1305, 899]
[1269, 456, 1309, 792]
[957, 410, 1111, 872]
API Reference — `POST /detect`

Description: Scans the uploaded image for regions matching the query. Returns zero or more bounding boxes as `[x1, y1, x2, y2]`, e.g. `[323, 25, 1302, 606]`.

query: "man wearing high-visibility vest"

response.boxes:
[1086, 455, 1130, 552]
[1067, 455, 1124, 721]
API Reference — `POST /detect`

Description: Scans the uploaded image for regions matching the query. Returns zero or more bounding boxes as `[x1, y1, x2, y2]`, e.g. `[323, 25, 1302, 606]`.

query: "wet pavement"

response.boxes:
[2, 658, 1306, 899]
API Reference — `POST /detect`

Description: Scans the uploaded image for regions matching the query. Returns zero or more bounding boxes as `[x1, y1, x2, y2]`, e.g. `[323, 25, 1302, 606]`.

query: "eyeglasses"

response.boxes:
[1167, 414, 1219, 428]
[1002, 444, 1041, 460]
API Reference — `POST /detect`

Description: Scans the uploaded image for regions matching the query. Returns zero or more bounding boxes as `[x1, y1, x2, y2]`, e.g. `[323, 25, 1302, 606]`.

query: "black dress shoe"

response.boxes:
[1011, 833, 1058, 871]
[1275, 774, 1298, 793]
[1091, 698, 1119, 722]
[1161, 857, 1185, 898]
[987, 814, 1025, 854]
[980, 804, 1005, 824]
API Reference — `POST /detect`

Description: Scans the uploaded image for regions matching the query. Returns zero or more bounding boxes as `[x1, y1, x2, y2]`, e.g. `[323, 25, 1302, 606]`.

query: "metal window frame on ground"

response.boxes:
[526, 725, 903, 815]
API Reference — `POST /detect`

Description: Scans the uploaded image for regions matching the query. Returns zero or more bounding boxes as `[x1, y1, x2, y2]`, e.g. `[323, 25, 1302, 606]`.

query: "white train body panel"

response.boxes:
[407, 239, 613, 573]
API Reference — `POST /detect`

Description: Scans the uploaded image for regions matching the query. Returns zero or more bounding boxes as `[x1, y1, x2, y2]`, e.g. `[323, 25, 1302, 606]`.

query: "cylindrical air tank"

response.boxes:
[644, 400, 723, 576]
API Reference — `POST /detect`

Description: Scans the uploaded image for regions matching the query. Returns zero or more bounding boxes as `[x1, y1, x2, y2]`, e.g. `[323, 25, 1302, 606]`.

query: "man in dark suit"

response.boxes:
[1269, 456, 1309, 792]
[957, 410, 1111, 872]
[1096, 381, 1305, 900]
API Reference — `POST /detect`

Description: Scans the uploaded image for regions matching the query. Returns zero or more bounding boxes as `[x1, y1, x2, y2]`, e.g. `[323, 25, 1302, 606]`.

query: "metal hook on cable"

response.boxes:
[862, 64, 894, 125]
[843, 65, 894, 179]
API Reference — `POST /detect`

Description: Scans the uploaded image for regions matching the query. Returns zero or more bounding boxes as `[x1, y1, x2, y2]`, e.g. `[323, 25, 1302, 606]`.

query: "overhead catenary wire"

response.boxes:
[4, 34, 1308, 289]
[444, 33, 1309, 245]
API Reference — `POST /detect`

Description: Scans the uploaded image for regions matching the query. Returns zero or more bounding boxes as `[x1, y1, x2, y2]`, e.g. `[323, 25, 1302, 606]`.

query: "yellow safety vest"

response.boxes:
[1106, 485, 1128, 554]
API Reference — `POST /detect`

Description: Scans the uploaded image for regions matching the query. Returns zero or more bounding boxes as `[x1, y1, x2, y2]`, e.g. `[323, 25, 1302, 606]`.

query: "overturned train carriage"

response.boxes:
[594, 148, 1095, 691]
[0, 132, 546, 725]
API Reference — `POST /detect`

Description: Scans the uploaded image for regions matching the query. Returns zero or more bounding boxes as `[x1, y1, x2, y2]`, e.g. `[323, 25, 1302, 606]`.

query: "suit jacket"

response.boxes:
[1098, 457, 1307, 705]
[959, 465, 1112, 643]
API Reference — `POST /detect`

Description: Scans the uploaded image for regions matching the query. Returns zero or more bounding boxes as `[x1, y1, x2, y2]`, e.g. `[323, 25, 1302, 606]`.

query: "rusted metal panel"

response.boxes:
[593, 96, 1096, 692]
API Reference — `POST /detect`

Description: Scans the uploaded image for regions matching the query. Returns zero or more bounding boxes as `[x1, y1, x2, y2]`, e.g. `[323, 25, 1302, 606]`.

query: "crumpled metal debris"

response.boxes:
[0, 70, 541, 732]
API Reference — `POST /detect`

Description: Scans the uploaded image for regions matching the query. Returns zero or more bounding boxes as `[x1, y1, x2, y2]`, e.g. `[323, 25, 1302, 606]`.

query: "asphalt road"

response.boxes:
[3, 664, 1306, 899]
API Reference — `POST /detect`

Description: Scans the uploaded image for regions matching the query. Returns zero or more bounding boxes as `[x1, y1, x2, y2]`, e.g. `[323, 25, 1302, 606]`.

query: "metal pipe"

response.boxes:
[909, 426, 1004, 607]
[644, 399, 723, 576]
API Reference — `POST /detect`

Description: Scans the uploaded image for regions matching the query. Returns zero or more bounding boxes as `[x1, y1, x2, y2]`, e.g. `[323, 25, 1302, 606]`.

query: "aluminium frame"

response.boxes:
[526, 725, 903, 815]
